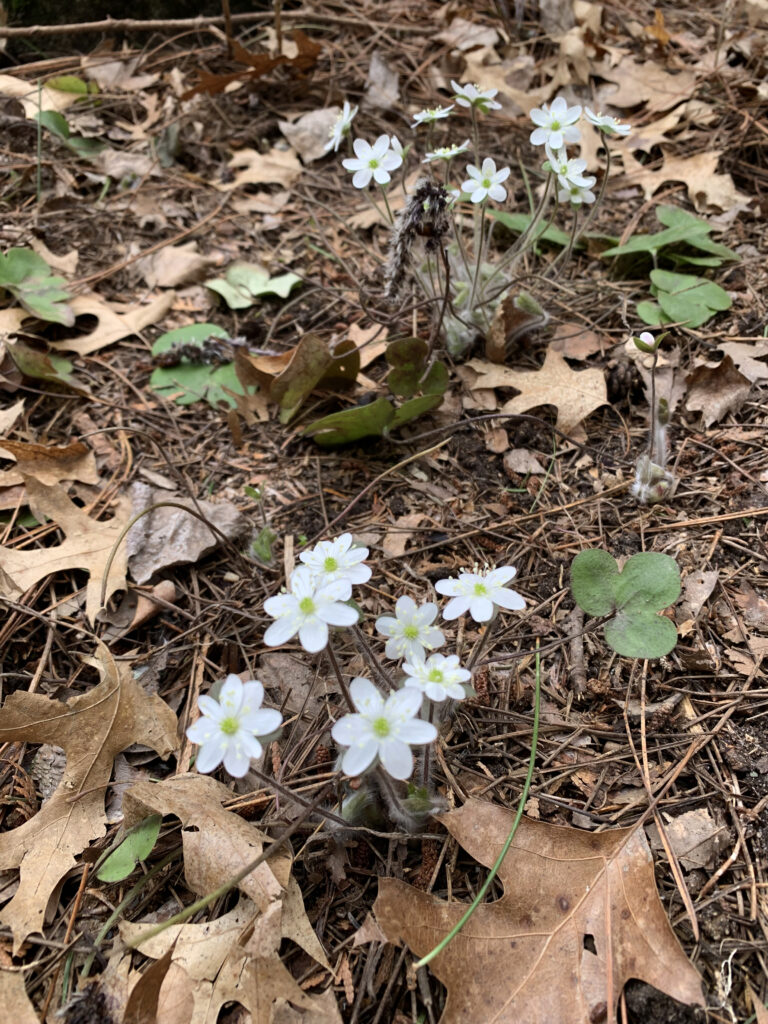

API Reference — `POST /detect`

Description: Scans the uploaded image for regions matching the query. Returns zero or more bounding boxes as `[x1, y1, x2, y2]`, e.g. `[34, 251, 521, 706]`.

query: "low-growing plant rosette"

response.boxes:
[299, 532, 371, 588]
[436, 566, 526, 622]
[375, 595, 445, 662]
[401, 653, 471, 702]
[332, 677, 438, 780]
[263, 565, 358, 653]
[186, 675, 283, 778]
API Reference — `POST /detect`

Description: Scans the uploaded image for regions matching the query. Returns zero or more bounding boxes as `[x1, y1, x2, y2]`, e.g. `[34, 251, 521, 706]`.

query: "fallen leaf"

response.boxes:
[82, 55, 159, 92]
[593, 54, 697, 113]
[136, 242, 213, 289]
[374, 799, 704, 1023]
[231, 190, 291, 216]
[622, 148, 751, 213]
[717, 341, 768, 383]
[467, 348, 608, 434]
[680, 569, 718, 619]
[0, 967, 39, 1024]
[685, 355, 751, 427]
[734, 585, 768, 632]
[503, 448, 548, 475]
[550, 324, 608, 360]
[126, 482, 247, 585]
[437, 16, 499, 50]
[364, 50, 399, 109]
[0, 397, 25, 435]
[349, 322, 389, 369]
[646, 809, 727, 871]
[0, 74, 82, 117]
[383, 512, 425, 557]
[0, 439, 98, 488]
[220, 147, 302, 191]
[0, 643, 177, 952]
[484, 427, 509, 454]
[45, 291, 175, 356]
[278, 108, 338, 163]
[0, 476, 132, 622]
[29, 237, 79, 276]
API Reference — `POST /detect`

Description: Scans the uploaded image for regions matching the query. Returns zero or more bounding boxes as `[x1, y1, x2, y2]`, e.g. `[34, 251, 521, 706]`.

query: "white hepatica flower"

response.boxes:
[390, 134, 406, 159]
[423, 139, 470, 163]
[402, 653, 471, 702]
[331, 677, 437, 780]
[342, 134, 402, 189]
[462, 157, 510, 204]
[323, 99, 358, 153]
[558, 178, 597, 205]
[545, 145, 593, 189]
[299, 532, 371, 587]
[375, 595, 445, 661]
[411, 104, 454, 128]
[450, 80, 502, 113]
[585, 108, 631, 136]
[264, 566, 358, 653]
[436, 566, 526, 622]
[529, 96, 582, 150]
[187, 675, 282, 778]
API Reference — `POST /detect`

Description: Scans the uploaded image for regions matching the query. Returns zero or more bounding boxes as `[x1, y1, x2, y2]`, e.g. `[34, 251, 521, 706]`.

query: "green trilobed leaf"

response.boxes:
[389, 393, 444, 429]
[303, 398, 395, 446]
[571, 549, 680, 659]
[612, 551, 681, 613]
[0, 247, 74, 325]
[570, 549, 620, 616]
[386, 337, 429, 398]
[96, 814, 162, 882]
[148, 323, 246, 408]
[604, 610, 679, 659]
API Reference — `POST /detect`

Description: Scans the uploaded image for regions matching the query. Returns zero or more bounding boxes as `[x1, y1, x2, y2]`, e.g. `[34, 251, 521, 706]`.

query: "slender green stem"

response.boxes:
[467, 614, 498, 670]
[468, 199, 488, 313]
[492, 172, 553, 280]
[543, 204, 580, 281]
[80, 848, 182, 980]
[572, 144, 611, 245]
[470, 107, 480, 164]
[326, 640, 356, 711]
[379, 185, 395, 224]
[351, 624, 397, 693]
[413, 641, 541, 970]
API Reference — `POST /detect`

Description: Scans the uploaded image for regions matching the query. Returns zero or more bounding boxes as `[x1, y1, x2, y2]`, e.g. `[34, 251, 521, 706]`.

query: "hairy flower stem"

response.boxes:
[421, 703, 435, 788]
[351, 624, 397, 692]
[491, 171, 553, 282]
[467, 615, 498, 670]
[470, 107, 480, 164]
[468, 199, 488, 312]
[544, 205, 580, 280]
[572, 144, 611, 245]
[326, 640, 356, 712]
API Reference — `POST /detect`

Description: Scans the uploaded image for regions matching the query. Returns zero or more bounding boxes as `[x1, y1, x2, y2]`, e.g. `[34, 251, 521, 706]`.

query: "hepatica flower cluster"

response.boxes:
[185, 535, 527, 791]
[327, 83, 630, 357]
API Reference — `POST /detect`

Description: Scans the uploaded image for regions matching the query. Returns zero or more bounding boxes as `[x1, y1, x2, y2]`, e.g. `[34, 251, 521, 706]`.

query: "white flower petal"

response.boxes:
[195, 735, 228, 773]
[352, 167, 373, 189]
[317, 602, 358, 627]
[341, 739, 379, 776]
[492, 588, 526, 611]
[435, 578, 461, 597]
[468, 595, 495, 621]
[197, 694, 225, 721]
[223, 744, 252, 778]
[442, 595, 471, 619]
[378, 738, 413, 780]
[387, 687, 423, 719]
[219, 675, 243, 712]
[397, 719, 438, 743]
[350, 677, 384, 714]
[242, 708, 282, 735]
[264, 616, 299, 647]
[298, 618, 328, 653]
[375, 615, 397, 637]
[332, 713, 365, 744]
[186, 717, 218, 744]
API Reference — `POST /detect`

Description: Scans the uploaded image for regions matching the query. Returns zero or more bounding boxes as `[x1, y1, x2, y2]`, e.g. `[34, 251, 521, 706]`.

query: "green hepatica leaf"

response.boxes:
[650, 269, 731, 329]
[386, 337, 429, 398]
[35, 111, 105, 160]
[570, 549, 620, 616]
[0, 247, 74, 325]
[571, 550, 680, 659]
[6, 340, 78, 389]
[304, 398, 395, 446]
[96, 814, 162, 883]
[205, 262, 301, 310]
[490, 210, 575, 249]
[605, 611, 679, 660]
[149, 323, 252, 408]
[389, 393, 444, 429]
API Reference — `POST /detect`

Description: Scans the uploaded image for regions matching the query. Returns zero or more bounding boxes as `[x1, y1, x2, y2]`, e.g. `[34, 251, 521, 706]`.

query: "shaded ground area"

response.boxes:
[0, 1, 767, 1021]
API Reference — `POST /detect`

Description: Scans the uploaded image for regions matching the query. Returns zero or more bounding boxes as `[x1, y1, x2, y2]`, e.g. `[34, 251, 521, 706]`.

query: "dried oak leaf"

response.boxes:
[373, 799, 704, 1024]
[0, 438, 98, 489]
[685, 355, 751, 427]
[466, 348, 607, 434]
[0, 644, 177, 953]
[0, 476, 131, 623]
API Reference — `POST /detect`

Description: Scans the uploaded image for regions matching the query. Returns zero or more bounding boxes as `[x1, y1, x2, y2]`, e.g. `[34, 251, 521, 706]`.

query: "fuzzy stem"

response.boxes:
[351, 624, 397, 692]
[421, 702, 435, 788]
[326, 640, 356, 711]
[467, 613, 498, 670]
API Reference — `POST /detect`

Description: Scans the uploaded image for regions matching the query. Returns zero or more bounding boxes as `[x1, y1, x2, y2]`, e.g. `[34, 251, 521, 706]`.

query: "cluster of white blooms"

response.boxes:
[187, 531, 528, 786]
[529, 97, 630, 206]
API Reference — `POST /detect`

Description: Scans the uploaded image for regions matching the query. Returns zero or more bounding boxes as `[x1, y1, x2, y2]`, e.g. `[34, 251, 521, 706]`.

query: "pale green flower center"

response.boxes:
[403, 624, 419, 640]
[220, 716, 239, 736]
[369, 158, 380, 169]
[473, 582, 488, 596]
[324, 556, 338, 572]
[428, 669, 444, 683]
[481, 176, 492, 188]
[551, 119, 561, 130]
[299, 596, 316, 615]
[372, 717, 391, 738]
